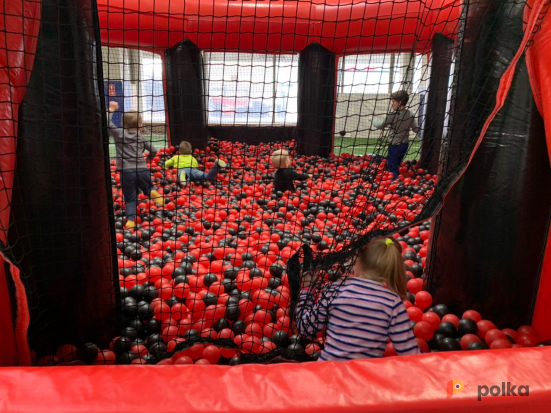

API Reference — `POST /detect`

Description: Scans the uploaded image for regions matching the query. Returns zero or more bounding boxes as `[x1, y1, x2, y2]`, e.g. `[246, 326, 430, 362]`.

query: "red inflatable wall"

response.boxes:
[525, 0, 551, 341]
[1, 348, 551, 412]
[97, 0, 461, 54]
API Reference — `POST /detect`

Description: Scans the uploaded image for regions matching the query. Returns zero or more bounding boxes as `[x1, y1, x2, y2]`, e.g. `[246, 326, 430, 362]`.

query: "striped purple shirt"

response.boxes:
[297, 277, 420, 361]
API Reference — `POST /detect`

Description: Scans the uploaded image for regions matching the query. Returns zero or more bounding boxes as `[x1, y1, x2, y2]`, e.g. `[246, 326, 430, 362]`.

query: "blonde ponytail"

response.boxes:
[356, 237, 408, 300]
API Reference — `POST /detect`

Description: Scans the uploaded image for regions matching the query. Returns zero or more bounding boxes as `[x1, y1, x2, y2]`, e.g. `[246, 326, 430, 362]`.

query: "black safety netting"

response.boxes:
[1, 0, 549, 366]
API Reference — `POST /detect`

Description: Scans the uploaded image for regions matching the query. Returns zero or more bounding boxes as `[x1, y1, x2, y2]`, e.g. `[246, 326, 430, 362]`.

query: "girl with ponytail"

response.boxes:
[297, 237, 420, 361]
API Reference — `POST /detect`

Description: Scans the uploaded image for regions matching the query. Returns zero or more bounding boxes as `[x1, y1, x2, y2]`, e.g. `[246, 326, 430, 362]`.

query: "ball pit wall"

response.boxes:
[1, 348, 551, 412]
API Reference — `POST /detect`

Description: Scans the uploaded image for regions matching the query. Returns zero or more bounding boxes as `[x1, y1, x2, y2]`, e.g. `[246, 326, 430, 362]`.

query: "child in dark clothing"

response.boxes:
[107, 101, 164, 229]
[373, 90, 420, 179]
[271, 149, 311, 193]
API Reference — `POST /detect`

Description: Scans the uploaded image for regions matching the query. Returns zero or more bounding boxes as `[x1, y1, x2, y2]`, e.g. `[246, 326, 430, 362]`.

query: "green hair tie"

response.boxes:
[386, 238, 394, 247]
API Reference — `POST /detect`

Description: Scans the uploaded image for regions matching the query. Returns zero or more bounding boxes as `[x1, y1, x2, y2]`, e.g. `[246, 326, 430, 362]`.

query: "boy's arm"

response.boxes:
[107, 112, 123, 141]
[164, 156, 175, 169]
[372, 114, 390, 130]
[142, 139, 158, 159]
[411, 115, 420, 135]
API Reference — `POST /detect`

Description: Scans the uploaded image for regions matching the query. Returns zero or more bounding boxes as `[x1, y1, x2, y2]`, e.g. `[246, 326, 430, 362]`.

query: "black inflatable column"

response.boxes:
[165, 40, 207, 149]
[297, 43, 336, 157]
[419, 33, 454, 173]
[426, 0, 551, 328]
[7, 0, 119, 355]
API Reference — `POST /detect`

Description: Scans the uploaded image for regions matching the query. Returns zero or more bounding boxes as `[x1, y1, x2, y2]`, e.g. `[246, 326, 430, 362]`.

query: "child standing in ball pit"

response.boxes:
[373, 90, 420, 179]
[107, 101, 164, 229]
[164, 141, 227, 184]
[297, 237, 420, 361]
[271, 149, 312, 193]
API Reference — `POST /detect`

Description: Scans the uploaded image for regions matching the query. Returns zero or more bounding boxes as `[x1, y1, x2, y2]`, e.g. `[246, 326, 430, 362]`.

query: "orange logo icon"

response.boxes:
[447, 380, 469, 399]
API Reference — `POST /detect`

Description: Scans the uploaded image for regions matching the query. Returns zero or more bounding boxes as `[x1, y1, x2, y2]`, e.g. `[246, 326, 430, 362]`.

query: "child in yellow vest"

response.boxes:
[165, 141, 227, 183]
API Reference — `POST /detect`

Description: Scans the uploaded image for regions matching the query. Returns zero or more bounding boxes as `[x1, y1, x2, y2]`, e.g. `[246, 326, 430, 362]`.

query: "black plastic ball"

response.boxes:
[272, 331, 289, 347]
[437, 322, 458, 338]
[457, 318, 478, 336]
[113, 336, 132, 355]
[433, 304, 450, 318]
[467, 341, 489, 350]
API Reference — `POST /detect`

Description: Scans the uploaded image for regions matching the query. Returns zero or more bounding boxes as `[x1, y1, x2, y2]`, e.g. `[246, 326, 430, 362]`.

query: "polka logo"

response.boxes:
[447, 380, 468, 399]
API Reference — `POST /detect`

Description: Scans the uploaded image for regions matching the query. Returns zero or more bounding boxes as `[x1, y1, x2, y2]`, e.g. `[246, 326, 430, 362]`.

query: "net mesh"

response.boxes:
[1, 0, 548, 366]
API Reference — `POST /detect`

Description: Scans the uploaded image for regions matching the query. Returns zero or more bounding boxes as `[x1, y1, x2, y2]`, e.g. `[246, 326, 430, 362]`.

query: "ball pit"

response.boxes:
[35, 140, 542, 366]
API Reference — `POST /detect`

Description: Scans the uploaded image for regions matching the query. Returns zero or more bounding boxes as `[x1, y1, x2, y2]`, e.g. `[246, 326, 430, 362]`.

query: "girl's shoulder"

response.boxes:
[342, 277, 401, 301]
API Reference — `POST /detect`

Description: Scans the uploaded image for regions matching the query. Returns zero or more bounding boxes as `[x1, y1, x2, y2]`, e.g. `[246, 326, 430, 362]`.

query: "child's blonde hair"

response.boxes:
[356, 237, 408, 300]
[122, 111, 142, 129]
[179, 141, 193, 154]
[271, 149, 290, 168]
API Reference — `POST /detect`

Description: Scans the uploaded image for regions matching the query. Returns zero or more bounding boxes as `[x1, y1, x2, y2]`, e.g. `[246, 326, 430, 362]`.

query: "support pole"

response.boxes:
[297, 43, 336, 157]
[419, 33, 454, 173]
[164, 40, 207, 149]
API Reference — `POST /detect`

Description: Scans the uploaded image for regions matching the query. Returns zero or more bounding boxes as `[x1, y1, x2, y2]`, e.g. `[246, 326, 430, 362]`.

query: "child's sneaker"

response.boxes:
[150, 189, 164, 207]
[125, 220, 136, 229]
[179, 170, 187, 183]
[216, 159, 227, 168]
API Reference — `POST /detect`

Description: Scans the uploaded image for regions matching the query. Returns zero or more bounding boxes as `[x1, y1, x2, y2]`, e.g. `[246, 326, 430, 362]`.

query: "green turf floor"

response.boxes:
[332, 137, 421, 161]
[109, 134, 420, 161]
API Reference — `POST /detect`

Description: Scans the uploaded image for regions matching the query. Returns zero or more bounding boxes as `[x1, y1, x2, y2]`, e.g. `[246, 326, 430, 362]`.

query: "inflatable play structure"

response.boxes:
[1, 0, 551, 411]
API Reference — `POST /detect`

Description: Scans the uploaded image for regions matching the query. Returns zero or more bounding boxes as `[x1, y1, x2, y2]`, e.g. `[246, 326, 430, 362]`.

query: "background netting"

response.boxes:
[1, 0, 548, 366]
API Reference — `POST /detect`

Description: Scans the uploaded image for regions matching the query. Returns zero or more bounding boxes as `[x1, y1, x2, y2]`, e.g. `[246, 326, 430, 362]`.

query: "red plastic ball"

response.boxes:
[421, 312, 440, 330]
[484, 329, 507, 346]
[407, 306, 423, 322]
[407, 278, 423, 294]
[187, 344, 205, 360]
[202, 345, 221, 364]
[93, 350, 116, 365]
[174, 354, 193, 365]
[462, 310, 482, 323]
[195, 359, 211, 365]
[416, 338, 429, 353]
[502, 328, 518, 341]
[442, 314, 460, 328]
[490, 338, 512, 349]
[517, 325, 536, 336]
[220, 347, 238, 359]
[414, 321, 434, 341]
[460, 334, 481, 350]
[516, 334, 539, 347]
[414, 291, 432, 310]
[55, 344, 78, 362]
[383, 342, 397, 357]
[477, 320, 497, 340]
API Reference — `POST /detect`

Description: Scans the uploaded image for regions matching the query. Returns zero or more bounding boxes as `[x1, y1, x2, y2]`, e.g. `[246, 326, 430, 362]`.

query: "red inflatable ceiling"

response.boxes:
[97, 0, 461, 53]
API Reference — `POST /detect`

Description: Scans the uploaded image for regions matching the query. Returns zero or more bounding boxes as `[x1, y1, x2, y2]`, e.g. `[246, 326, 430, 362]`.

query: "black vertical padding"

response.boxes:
[7, 0, 119, 355]
[426, 0, 551, 329]
[419, 33, 454, 173]
[297, 43, 336, 157]
[165, 40, 207, 149]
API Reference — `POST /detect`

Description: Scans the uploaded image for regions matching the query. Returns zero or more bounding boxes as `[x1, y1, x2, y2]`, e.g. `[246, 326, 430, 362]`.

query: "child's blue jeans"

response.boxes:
[179, 162, 220, 182]
[387, 143, 409, 178]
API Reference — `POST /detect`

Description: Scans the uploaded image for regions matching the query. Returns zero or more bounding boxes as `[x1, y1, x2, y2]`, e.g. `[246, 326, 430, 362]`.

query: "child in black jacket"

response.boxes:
[271, 149, 311, 193]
